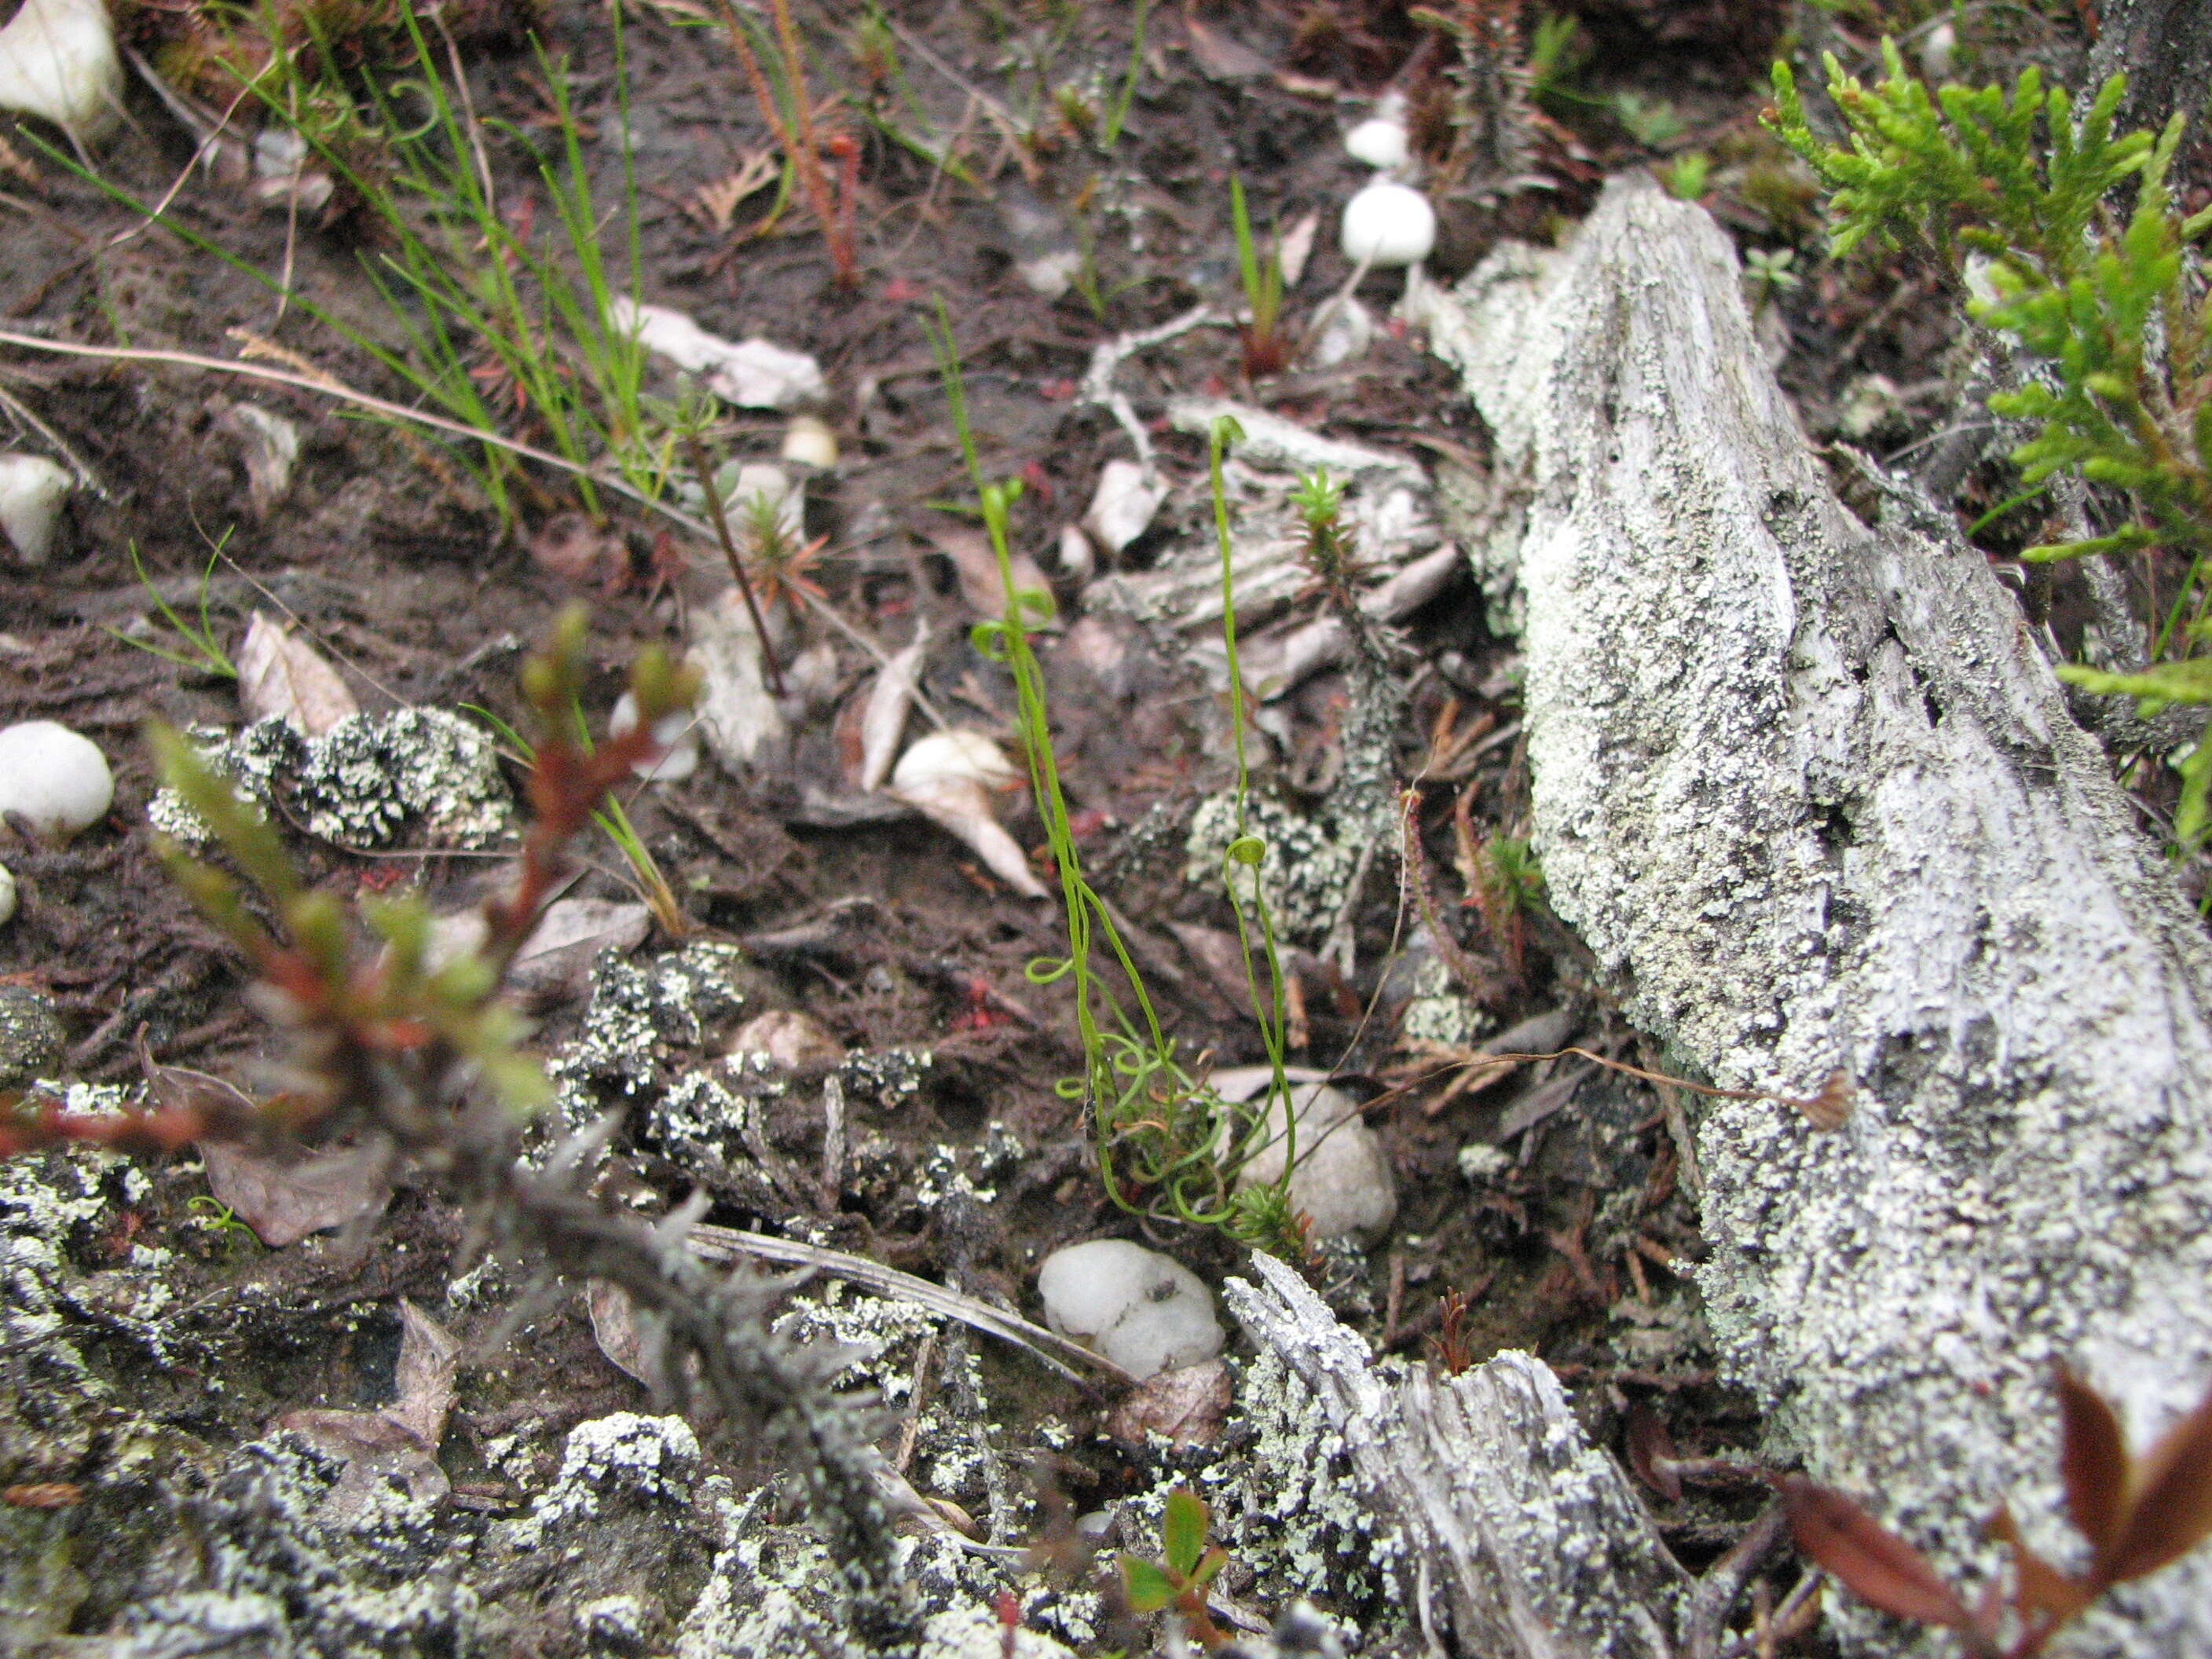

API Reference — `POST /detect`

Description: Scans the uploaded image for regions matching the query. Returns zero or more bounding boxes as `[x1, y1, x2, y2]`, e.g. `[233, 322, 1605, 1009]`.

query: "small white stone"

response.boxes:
[1340, 178, 1435, 269]
[0, 720, 113, 840]
[0, 454, 71, 564]
[1230, 1075, 1397, 1241]
[780, 414, 839, 471]
[0, 862, 14, 926]
[1037, 1239, 1223, 1380]
[0, 0, 122, 141]
[1343, 115, 1409, 171]
[610, 690, 699, 782]
[1919, 20, 1956, 82]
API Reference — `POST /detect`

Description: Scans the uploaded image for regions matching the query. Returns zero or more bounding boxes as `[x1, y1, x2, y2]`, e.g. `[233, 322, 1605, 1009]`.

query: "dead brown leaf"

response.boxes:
[924, 526, 1056, 627]
[588, 1278, 653, 1385]
[1104, 1358, 1232, 1448]
[386, 1299, 461, 1447]
[236, 612, 359, 737]
[199, 1135, 394, 1247]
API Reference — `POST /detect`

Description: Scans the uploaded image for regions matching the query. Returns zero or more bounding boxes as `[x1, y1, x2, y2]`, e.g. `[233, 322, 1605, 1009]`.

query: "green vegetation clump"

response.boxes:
[1769, 42, 2212, 840]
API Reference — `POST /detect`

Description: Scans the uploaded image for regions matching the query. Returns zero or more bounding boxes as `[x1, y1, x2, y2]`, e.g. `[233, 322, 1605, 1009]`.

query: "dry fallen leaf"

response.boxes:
[510, 897, 654, 999]
[924, 526, 1057, 626]
[198, 1135, 394, 1248]
[727, 1008, 848, 1072]
[857, 627, 928, 793]
[1104, 1358, 1232, 1448]
[273, 1407, 449, 1519]
[236, 612, 359, 737]
[386, 1298, 461, 1448]
[588, 1279, 654, 1386]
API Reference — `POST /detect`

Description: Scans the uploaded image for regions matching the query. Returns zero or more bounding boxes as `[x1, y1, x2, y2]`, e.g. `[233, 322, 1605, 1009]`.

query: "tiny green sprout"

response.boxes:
[1612, 90, 1686, 148]
[1291, 467, 1364, 611]
[187, 1195, 257, 1254]
[1227, 834, 1266, 866]
[1229, 176, 1287, 379]
[1663, 151, 1712, 202]
[104, 539, 238, 681]
[1117, 1486, 1231, 1649]
[1741, 247, 1800, 309]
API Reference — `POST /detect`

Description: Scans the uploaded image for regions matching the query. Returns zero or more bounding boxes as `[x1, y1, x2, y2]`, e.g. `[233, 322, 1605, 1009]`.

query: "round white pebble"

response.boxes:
[1037, 1240, 1223, 1381]
[1340, 178, 1436, 269]
[0, 862, 14, 926]
[1343, 115, 1410, 171]
[0, 720, 113, 840]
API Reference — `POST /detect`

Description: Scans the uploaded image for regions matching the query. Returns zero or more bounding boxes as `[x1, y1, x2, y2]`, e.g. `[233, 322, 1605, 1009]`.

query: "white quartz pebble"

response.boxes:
[1340, 178, 1436, 269]
[1037, 1240, 1223, 1380]
[1224, 1071, 1397, 1241]
[0, 720, 113, 840]
[0, 454, 71, 564]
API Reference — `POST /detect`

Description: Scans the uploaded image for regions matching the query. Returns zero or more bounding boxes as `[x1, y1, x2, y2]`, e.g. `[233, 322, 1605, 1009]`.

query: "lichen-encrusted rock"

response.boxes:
[149, 709, 511, 851]
[0, 986, 64, 1090]
[1417, 174, 2212, 1650]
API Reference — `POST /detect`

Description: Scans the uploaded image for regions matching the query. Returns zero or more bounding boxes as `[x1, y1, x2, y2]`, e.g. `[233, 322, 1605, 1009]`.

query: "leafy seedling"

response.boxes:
[1662, 150, 1712, 202]
[1231, 175, 1288, 379]
[1118, 1486, 1231, 1650]
[1782, 1365, 2212, 1657]
[104, 540, 237, 680]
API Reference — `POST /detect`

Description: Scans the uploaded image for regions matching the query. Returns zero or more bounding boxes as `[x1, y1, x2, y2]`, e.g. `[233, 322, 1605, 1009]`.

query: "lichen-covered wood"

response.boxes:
[1222, 1253, 1685, 1658]
[1413, 175, 2212, 1651]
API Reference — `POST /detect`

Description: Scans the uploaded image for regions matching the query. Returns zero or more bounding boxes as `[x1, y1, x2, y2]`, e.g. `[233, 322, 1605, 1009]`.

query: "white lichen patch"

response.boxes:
[1185, 793, 1364, 943]
[773, 1283, 941, 1404]
[1203, 1350, 1398, 1627]
[1398, 955, 1493, 1048]
[515, 1412, 702, 1548]
[150, 709, 512, 851]
[836, 1046, 933, 1111]
[547, 943, 752, 1137]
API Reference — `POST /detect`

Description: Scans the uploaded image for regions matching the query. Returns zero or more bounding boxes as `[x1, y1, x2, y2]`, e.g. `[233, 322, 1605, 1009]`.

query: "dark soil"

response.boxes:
[0, 1, 2110, 1654]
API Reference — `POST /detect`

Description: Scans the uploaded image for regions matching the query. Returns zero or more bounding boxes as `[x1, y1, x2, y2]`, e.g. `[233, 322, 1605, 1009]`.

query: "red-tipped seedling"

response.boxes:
[1780, 1365, 2212, 1656]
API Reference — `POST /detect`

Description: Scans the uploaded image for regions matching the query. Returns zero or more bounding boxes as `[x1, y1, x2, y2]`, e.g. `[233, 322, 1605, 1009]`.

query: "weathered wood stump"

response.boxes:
[1245, 174, 2212, 1655]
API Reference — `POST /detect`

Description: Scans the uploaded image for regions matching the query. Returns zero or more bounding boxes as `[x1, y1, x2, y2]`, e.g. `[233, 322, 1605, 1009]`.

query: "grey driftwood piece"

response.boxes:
[1408, 174, 2212, 1652]
[1222, 1253, 1685, 1658]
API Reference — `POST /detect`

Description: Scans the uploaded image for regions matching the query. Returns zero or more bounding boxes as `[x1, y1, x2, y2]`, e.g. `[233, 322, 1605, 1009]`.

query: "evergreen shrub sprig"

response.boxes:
[1769, 42, 2212, 842]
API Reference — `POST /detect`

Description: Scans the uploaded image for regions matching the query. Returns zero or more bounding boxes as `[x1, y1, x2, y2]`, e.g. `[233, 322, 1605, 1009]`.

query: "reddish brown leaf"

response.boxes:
[2102, 1376, 2212, 1585]
[1625, 1401, 1682, 1503]
[2054, 1366, 2130, 1559]
[1986, 1503, 2090, 1622]
[1778, 1475, 1979, 1630]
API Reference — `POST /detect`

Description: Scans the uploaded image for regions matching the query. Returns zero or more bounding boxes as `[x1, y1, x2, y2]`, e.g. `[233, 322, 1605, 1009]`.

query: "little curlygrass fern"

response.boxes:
[1769, 42, 2212, 844]
[926, 304, 1306, 1254]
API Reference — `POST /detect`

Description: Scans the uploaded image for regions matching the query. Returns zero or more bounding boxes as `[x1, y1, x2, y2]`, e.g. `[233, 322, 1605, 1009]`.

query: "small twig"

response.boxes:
[681, 430, 786, 696]
[1683, 1502, 1793, 1659]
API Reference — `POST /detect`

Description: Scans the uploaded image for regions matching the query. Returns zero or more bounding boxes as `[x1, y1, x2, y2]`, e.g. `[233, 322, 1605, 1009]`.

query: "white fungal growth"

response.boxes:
[0, 720, 113, 840]
[1340, 178, 1436, 269]
[0, 454, 71, 564]
[0, 861, 14, 927]
[0, 0, 122, 141]
[1036, 1240, 1224, 1379]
